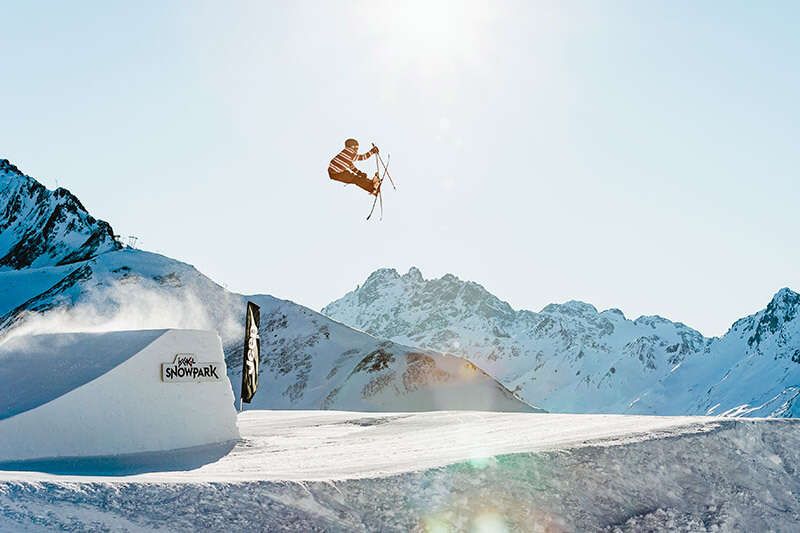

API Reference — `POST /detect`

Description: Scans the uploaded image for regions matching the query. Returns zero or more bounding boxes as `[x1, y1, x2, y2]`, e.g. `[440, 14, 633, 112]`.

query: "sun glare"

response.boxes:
[363, 0, 493, 70]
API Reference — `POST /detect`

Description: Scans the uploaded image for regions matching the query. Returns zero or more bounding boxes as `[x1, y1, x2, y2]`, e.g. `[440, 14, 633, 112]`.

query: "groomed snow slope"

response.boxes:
[1, 411, 799, 531]
[0, 329, 238, 462]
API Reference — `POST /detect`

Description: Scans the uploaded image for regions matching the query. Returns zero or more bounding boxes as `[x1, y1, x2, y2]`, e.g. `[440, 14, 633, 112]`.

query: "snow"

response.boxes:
[1, 249, 534, 413]
[1, 411, 800, 531]
[4, 160, 800, 528]
[0, 410, 709, 483]
[0, 265, 75, 317]
[0, 329, 166, 420]
[146, 411, 719, 482]
[0, 159, 119, 271]
[233, 294, 537, 413]
[323, 267, 800, 418]
[321, 267, 713, 415]
[0, 329, 239, 462]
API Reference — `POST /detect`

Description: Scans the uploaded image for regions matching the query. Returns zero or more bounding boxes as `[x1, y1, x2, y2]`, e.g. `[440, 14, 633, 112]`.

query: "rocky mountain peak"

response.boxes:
[541, 300, 599, 317]
[601, 308, 626, 320]
[747, 288, 800, 347]
[770, 288, 800, 311]
[362, 268, 400, 287]
[410, 271, 516, 320]
[403, 266, 424, 282]
[0, 159, 121, 270]
[324, 267, 800, 417]
[0, 159, 23, 179]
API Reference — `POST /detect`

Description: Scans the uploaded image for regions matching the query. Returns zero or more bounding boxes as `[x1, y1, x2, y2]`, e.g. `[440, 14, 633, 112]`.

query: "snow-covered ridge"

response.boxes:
[0, 159, 120, 270]
[323, 267, 800, 417]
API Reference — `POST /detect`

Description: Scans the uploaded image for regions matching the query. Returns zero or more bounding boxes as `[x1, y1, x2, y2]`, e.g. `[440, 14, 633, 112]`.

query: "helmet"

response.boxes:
[345, 138, 359, 148]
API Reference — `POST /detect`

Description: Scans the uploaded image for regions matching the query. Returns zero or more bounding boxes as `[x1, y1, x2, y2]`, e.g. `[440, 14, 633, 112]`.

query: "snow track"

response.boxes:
[2, 411, 800, 531]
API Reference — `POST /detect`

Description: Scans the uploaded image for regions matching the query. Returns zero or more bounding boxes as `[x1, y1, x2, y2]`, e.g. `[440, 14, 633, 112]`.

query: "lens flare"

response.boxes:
[471, 512, 510, 533]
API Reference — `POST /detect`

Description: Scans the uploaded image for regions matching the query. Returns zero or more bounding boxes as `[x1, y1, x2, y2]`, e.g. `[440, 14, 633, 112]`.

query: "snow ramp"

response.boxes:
[0, 329, 238, 463]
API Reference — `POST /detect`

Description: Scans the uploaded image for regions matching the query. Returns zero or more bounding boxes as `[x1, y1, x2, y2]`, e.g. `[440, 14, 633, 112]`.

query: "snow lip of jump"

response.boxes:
[0, 329, 168, 421]
[0, 329, 239, 464]
[0, 410, 773, 484]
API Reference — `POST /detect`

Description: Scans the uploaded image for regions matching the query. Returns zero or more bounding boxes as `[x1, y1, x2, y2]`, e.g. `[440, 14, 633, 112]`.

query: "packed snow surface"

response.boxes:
[0, 329, 239, 462]
[0, 410, 712, 483]
[0, 330, 164, 420]
[2, 411, 800, 531]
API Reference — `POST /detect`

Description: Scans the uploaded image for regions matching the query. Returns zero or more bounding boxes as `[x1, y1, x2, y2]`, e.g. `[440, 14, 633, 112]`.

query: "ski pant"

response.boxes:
[329, 169, 374, 194]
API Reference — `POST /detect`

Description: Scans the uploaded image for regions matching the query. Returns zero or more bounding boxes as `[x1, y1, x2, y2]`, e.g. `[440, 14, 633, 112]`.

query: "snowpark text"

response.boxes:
[161, 354, 221, 382]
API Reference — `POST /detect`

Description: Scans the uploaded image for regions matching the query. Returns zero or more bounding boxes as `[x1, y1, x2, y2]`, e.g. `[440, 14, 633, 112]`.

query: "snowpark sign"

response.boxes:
[161, 353, 222, 383]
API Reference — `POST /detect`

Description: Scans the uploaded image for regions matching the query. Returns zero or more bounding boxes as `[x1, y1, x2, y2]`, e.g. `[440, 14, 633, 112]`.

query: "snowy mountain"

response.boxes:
[635, 287, 800, 417]
[0, 159, 120, 269]
[0, 161, 532, 413]
[323, 267, 800, 417]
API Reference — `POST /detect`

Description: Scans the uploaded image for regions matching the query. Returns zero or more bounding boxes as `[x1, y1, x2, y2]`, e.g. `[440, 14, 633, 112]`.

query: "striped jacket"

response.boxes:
[328, 145, 375, 175]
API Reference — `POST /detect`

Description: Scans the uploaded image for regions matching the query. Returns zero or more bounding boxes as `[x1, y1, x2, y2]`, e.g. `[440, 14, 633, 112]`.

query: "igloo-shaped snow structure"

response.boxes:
[0, 329, 239, 463]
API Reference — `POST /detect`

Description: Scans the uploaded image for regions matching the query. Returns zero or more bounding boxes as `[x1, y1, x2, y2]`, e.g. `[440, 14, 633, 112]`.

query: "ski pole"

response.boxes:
[367, 152, 389, 221]
[378, 153, 396, 190]
[378, 155, 390, 220]
[376, 148, 383, 220]
[372, 143, 397, 190]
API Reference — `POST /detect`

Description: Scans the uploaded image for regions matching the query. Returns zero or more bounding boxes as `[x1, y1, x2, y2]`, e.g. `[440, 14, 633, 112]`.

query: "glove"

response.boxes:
[371, 145, 379, 154]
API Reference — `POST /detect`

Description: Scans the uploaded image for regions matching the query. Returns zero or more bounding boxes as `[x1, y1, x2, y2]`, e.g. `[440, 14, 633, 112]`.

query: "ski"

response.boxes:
[377, 153, 396, 190]
[366, 154, 390, 221]
[366, 177, 382, 220]
[371, 144, 396, 191]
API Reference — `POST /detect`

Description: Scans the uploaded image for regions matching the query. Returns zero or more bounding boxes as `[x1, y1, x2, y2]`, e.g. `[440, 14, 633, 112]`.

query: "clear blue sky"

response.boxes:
[2, 1, 798, 336]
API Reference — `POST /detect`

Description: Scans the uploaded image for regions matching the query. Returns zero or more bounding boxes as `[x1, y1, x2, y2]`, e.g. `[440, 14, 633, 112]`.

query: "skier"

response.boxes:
[328, 139, 381, 195]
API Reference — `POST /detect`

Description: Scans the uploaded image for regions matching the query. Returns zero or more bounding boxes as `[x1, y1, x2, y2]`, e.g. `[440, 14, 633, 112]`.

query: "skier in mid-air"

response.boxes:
[328, 138, 380, 196]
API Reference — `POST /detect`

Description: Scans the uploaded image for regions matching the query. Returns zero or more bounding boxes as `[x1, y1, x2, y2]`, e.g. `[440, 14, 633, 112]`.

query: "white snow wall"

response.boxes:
[0, 329, 239, 462]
